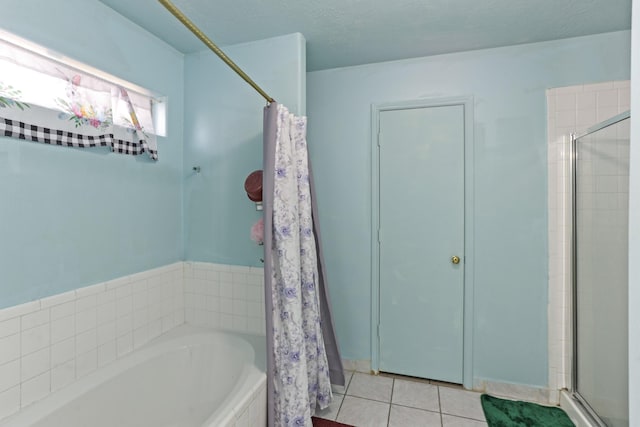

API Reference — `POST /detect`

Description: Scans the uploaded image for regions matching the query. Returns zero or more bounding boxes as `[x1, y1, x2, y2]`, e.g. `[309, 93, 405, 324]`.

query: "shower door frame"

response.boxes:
[570, 110, 630, 427]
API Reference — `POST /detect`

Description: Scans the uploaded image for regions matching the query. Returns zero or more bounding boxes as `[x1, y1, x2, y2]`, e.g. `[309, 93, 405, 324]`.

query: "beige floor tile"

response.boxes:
[442, 414, 488, 426]
[388, 405, 442, 427]
[337, 396, 390, 427]
[347, 372, 394, 402]
[439, 387, 486, 421]
[392, 378, 440, 412]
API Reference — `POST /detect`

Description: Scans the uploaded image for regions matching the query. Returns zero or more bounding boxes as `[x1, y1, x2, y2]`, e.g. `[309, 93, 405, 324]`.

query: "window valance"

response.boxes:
[0, 35, 159, 160]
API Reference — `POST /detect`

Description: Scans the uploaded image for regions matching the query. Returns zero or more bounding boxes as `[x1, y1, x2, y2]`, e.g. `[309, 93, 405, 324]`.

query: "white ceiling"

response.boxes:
[98, 0, 632, 71]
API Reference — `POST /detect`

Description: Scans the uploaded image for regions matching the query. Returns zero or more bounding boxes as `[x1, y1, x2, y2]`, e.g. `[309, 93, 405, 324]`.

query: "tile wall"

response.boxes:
[0, 259, 268, 422]
[546, 80, 630, 401]
[0, 263, 184, 420]
[183, 262, 266, 336]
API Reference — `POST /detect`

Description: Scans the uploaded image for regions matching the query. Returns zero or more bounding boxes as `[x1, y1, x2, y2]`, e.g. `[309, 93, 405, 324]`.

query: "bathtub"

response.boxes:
[0, 325, 267, 427]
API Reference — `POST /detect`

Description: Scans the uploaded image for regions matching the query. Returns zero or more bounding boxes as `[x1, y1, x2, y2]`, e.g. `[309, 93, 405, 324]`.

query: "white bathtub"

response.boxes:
[0, 325, 267, 427]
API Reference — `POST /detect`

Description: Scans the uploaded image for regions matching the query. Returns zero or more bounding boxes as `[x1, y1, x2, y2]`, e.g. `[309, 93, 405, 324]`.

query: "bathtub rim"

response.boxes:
[0, 325, 266, 427]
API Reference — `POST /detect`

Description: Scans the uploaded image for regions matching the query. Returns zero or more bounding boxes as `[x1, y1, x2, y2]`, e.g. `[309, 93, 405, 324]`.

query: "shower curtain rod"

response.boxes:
[158, 0, 275, 104]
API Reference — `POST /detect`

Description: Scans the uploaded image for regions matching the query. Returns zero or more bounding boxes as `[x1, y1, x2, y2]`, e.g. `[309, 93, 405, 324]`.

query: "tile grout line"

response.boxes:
[391, 402, 442, 414]
[333, 371, 353, 422]
[437, 386, 443, 427]
[386, 377, 394, 426]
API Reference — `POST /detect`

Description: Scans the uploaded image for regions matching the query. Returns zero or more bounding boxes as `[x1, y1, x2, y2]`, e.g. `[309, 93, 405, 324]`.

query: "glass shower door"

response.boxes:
[572, 113, 629, 427]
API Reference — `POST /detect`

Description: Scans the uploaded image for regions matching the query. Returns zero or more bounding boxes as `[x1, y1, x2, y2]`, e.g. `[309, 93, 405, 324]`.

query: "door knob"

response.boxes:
[451, 256, 460, 265]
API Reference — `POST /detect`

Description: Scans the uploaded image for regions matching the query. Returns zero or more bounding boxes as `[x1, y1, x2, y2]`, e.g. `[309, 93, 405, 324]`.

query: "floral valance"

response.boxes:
[0, 36, 159, 160]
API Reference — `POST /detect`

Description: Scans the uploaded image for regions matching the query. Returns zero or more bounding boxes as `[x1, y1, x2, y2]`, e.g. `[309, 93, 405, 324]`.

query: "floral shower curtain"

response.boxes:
[263, 103, 345, 426]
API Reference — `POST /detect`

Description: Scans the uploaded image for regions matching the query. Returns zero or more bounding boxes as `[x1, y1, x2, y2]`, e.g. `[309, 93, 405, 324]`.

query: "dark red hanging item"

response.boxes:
[244, 170, 263, 202]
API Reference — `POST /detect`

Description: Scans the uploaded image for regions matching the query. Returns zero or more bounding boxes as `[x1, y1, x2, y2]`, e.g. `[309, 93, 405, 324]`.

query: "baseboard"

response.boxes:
[341, 359, 371, 374]
[473, 379, 553, 405]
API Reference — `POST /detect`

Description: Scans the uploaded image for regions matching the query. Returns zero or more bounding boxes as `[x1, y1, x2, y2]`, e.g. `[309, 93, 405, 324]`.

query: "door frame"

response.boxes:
[370, 96, 475, 389]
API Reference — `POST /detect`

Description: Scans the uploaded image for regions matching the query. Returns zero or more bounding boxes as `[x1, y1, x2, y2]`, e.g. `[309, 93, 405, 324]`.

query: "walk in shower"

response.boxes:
[571, 111, 630, 427]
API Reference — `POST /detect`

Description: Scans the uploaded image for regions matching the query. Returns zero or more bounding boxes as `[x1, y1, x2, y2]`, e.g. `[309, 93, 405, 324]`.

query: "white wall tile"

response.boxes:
[116, 314, 133, 337]
[583, 81, 614, 92]
[50, 301, 75, 321]
[0, 318, 19, 339]
[21, 347, 50, 382]
[183, 262, 265, 335]
[40, 291, 75, 310]
[220, 282, 234, 299]
[51, 337, 75, 367]
[597, 89, 619, 108]
[97, 341, 116, 368]
[133, 325, 150, 349]
[51, 315, 75, 344]
[0, 386, 20, 420]
[96, 321, 116, 347]
[576, 91, 597, 110]
[221, 298, 234, 315]
[75, 329, 97, 356]
[149, 319, 162, 341]
[21, 309, 49, 331]
[221, 314, 233, 330]
[76, 349, 97, 379]
[133, 308, 149, 330]
[233, 300, 248, 316]
[75, 283, 105, 298]
[116, 295, 132, 318]
[75, 295, 97, 313]
[0, 302, 39, 323]
[547, 81, 630, 394]
[576, 109, 597, 128]
[116, 332, 133, 357]
[96, 289, 116, 306]
[96, 301, 116, 326]
[21, 372, 50, 407]
[51, 360, 75, 392]
[232, 316, 248, 332]
[0, 360, 20, 393]
[619, 90, 631, 110]
[21, 324, 49, 356]
[0, 262, 186, 419]
[75, 308, 96, 334]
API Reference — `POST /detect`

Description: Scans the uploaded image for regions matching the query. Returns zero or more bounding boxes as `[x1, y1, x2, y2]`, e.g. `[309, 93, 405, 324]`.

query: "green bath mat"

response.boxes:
[481, 394, 575, 427]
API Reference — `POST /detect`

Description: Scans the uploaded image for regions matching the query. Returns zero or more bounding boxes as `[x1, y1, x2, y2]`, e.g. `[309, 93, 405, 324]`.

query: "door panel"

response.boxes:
[378, 105, 464, 383]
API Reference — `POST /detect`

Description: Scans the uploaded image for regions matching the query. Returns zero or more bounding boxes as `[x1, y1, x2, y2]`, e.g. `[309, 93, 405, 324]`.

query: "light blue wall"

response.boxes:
[628, 2, 638, 424]
[0, 0, 184, 309]
[183, 33, 305, 266]
[307, 31, 631, 388]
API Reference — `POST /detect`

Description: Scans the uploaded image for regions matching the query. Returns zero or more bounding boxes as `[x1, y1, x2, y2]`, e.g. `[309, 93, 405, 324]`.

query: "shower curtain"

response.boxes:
[263, 103, 345, 426]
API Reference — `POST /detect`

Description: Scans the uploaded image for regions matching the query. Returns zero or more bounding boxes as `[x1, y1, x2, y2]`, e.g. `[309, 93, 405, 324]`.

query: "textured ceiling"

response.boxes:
[98, 0, 632, 71]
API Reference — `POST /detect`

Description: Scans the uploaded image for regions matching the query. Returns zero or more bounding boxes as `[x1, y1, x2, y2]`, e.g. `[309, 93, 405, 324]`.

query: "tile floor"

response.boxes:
[315, 371, 488, 427]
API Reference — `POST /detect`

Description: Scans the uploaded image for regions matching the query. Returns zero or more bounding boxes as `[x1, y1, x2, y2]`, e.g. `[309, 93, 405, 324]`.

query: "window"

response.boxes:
[0, 30, 165, 160]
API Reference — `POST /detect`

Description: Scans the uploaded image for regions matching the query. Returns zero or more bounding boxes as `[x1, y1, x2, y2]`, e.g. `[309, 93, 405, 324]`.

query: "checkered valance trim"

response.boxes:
[0, 117, 158, 160]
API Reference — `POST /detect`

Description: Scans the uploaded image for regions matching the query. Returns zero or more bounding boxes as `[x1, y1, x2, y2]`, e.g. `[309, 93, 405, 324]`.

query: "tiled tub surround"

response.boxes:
[547, 80, 630, 399]
[0, 263, 185, 421]
[0, 325, 266, 427]
[0, 260, 268, 423]
[183, 262, 266, 336]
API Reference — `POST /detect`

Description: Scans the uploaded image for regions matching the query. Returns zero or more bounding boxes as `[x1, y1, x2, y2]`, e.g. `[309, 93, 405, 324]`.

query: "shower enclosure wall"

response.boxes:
[571, 112, 630, 427]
